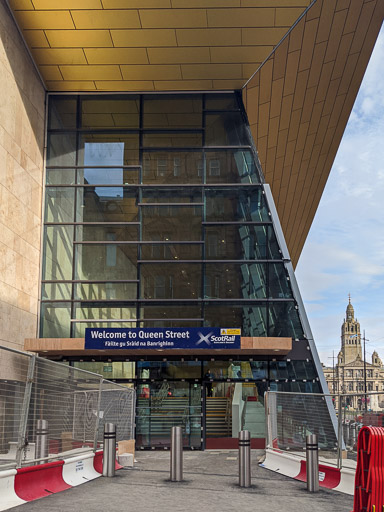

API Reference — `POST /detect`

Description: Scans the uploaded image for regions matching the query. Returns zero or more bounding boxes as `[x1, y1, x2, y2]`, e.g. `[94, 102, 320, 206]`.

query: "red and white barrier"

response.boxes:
[261, 448, 354, 495]
[334, 466, 355, 494]
[0, 469, 26, 511]
[62, 453, 101, 486]
[0, 449, 124, 511]
[260, 448, 302, 478]
[14, 461, 71, 502]
[295, 460, 341, 489]
[93, 450, 122, 474]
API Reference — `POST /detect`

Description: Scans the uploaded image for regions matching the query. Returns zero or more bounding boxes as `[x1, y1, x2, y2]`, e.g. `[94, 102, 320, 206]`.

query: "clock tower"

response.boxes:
[337, 296, 362, 366]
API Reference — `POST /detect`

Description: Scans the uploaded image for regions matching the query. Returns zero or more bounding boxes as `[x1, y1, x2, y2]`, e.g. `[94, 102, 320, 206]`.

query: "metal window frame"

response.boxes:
[41, 298, 297, 304]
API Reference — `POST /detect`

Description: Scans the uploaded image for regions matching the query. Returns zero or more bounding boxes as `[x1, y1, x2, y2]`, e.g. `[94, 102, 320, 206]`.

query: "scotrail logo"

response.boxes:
[195, 331, 213, 346]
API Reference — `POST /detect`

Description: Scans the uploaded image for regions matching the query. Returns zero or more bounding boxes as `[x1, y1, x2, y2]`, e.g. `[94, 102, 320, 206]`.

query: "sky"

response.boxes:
[295, 28, 384, 367]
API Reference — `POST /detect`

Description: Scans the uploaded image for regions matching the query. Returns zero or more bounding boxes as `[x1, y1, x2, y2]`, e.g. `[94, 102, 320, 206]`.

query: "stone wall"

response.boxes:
[0, 0, 45, 350]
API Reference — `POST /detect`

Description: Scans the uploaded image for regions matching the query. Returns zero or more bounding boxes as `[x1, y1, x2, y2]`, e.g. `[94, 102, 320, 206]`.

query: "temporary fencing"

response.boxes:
[264, 390, 384, 494]
[265, 391, 338, 457]
[0, 345, 135, 470]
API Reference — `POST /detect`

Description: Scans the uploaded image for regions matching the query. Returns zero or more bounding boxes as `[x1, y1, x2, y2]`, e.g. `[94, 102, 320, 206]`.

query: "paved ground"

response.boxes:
[13, 451, 353, 512]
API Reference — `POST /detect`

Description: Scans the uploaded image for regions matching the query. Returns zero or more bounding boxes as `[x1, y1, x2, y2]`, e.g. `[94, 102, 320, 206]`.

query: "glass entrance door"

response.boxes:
[203, 360, 268, 448]
[136, 381, 201, 449]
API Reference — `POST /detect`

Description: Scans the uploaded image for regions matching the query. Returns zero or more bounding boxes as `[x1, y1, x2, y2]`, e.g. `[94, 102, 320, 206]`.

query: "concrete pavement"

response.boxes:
[12, 450, 353, 512]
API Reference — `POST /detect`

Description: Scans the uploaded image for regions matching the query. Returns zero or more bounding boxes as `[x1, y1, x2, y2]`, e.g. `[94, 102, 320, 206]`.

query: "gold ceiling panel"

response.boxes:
[173, 0, 240, 6]
[8, 0, 383, 261]
[140, 9, 208, 28]
[206, 7, 275, 26]
[84, 48, 149, 65]
[9, 0, 34, 9]
[243, 0, 384, 267]
[9, 0, 313, 91]
[31, 48, 88, 65]
[32, 0, 103, 8]
[13, 10, 75, 29]
[175, 28, 242, 46]
[102, 0, 171, 7]
[147, 47, 211, 64]
[111, 29, 177, 47]
[120, 64, 182, 80]
[70, 10, 142, 29]
[210, 46, 273, 63]
[23, 29, 49, 47]
[45, 29, 113, 48]
[242, 27, 287, 45]
[60, 64, 122, 81]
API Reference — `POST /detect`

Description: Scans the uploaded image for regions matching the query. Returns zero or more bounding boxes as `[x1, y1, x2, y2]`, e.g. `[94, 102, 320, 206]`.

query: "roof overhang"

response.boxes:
[7, 0, 384, 263]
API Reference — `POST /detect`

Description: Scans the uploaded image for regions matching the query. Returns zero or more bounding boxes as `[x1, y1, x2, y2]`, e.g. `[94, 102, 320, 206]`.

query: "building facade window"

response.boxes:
[41, 93, 304, 340]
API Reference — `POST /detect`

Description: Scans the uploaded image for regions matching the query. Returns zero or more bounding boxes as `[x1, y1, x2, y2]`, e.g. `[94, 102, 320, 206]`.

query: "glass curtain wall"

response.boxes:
[41, 92, 304, 339]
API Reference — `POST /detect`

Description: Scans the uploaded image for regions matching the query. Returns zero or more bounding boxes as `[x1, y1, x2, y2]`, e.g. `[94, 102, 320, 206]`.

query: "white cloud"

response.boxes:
[361, 97, 375, 116]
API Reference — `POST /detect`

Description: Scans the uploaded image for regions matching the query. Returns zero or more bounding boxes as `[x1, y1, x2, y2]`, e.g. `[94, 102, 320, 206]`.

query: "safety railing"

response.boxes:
[0, 345, 135, 469]
[265, 390, 384, 470]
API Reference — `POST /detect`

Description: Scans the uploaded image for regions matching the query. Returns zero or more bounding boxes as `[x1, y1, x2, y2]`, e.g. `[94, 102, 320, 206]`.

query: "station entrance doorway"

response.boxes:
[134, 359, 268, 450]
[136, 381, 202, 449]
[204, 380, 267, 449]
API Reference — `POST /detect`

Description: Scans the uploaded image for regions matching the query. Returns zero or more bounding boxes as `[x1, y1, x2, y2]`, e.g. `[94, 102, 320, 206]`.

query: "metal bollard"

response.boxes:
[170, 426, 183, 482]
[306, 434, 319, 492]
[350, 422, 357, 448]
[102, 423, 116, 477]
[239, 430, 251, 488]
[36, 419, 48, 464]
[343, 420, 350, 447]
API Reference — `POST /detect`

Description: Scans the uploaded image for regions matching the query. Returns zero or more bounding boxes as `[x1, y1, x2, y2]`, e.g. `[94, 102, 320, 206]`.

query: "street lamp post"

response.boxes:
[363, 330, 369, 412]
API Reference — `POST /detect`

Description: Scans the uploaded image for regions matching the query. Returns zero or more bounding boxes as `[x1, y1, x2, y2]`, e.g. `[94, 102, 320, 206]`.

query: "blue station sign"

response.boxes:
[85, 327, 241, 350]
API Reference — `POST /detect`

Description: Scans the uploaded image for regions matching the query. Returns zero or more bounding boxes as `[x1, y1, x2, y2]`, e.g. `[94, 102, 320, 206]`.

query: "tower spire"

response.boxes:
[346, 295, 354, 321]
[340, 296, 361, 364]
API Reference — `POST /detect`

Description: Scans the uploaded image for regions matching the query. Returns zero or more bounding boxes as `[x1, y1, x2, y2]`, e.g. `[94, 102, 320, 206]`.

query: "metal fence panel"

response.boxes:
[0, 348, 33, 469]
[0, 346, 136, 468]
[99, 381, 135, 443]
[265, 390, 384, 471]
[27, 358, 103, 461]
[265, 391, 338, 459]
[337, 392, 384, 468]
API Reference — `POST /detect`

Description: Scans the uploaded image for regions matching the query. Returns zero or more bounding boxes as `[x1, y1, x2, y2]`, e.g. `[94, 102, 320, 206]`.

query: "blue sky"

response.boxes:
[295, 28, 384, 367]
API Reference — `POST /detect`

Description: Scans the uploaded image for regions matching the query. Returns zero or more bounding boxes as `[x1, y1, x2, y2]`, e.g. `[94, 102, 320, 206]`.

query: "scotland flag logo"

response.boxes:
[195, 331, 213, 346]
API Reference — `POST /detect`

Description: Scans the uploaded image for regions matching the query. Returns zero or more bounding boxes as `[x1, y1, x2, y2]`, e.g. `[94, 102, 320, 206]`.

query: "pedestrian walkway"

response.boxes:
[11, 451, 353, 512]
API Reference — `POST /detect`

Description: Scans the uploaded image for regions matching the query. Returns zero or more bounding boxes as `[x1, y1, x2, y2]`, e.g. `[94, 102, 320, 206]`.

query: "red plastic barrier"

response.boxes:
[353, 426, 384, 512]
[295, 460, 341, 489]
[93, 450, 123, 474]
[93, 451, 103, 474]
[14, 461, 71, 501]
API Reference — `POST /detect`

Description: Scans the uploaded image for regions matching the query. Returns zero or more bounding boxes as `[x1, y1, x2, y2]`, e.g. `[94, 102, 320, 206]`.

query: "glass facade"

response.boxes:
[41, 92, 304, 340]
[41, 92, 329, 449]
